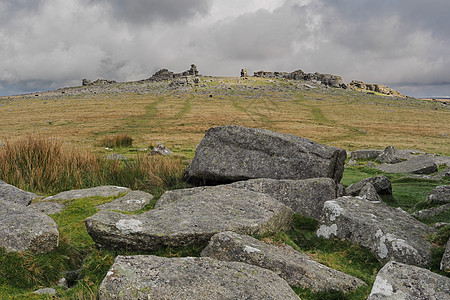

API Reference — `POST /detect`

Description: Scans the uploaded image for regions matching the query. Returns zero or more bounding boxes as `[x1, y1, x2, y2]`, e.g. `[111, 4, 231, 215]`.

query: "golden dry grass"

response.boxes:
[0, 77, 448, 156]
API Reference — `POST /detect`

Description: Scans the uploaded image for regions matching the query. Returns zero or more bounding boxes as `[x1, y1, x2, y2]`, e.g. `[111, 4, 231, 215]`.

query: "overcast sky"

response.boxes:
[1, 0, 449, 97]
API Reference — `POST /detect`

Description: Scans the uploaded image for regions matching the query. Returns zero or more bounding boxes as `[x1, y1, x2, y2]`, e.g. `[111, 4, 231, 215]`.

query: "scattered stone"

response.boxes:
[106, 153, 127, 160]
[367, 161, 376, 168]
[99, 255, 300, 300]
[426, 185, 450, 204]
[65, 269, 81, 287]
[82, 78, 116, 86]
[86, 186, 293, 251]
[441, 238, 450, 272]
[0, 200, 59, 253]
[367, 261, 450, 299]
[201, 231, 366, 293]
[375, 146, 402, 163]
[29, 201, 65, 215]
[0, 180, 39, 206]
[346, 158, 357, 166]
[96, 191, 152, 211]
[345, 175, 392, 196]
[376, 155, 438, 174]
[150, 143, 173, 155]
[358, 183, 382, 202]
[43, 186, 131, 201]
[350, 149, 383, 160]
[0, 141, 4, 147]
[413, 204, 450, 219]
[58, 277, 68, 289]
[33, 288, 57, 295]
[184, 125, 347, 184]
[434, 222, 450, 229]
[316, 197, 436, 267]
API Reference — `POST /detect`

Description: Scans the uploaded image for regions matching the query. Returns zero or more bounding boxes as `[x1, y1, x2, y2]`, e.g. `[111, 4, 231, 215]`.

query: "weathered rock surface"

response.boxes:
[345, 175, 392, 196]
[105, 153, 127, 160]
[150, 143, 173, 155]
[185, 126, 347, 184]
[367, 261, 450, 300]
[413, 203, 450, 219]
[376, 146, 402, 163]
[316, 197, 436, 267]
[99, 255, 300, 300]
[29, 201, 65, 215]
[43, 186, 131, 201]
[358, 183, 382, 202]
[427, 185, 450, 204]
[0, 180, 39, 206]
[86, 186, 293, 251]
[376, 155, 438, 174]
[96, 191, 152, 211]
[33, 288, 57, 295]
[350, 149, 383, 160]
[441, 238, 450, 272]
[201, 231, 366, 293]
[0, 200, 59, 253]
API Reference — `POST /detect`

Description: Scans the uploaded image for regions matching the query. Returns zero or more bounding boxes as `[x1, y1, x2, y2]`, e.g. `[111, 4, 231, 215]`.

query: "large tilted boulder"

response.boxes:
[43, 186, 131, 201]
[201, 231, 366, 293]
[441, 238, 450, 272]
[367, 261, 450, 299]
[85, 186, 293, 251]
[345, 175, 392, 196]
[99, 255, 300, 300]
[184, 126, 347, 184]
[316, 197, 436, 267]
[0, 200, 59, 253]
[376, 155, 438, 174]
[0, 180, 39, 206]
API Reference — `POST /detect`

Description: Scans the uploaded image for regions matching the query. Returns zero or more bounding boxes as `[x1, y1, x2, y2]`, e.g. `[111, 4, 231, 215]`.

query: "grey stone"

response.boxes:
[368, 261, 450, 300]
[106, 153, 127, 160]
[185, 125, 347, 184]
[201, 231, 366, 293]
[0, 180, 39, 206]
[350, 149, 383, 160]
[86, 186, 293, 251]
[58, 277, 68, 289]
[316, 197, 436, 267]
[43, 185, 131, 201]
[150, 143, 173, 155]
[99, 255, 300, 300]
[376, 146, 402, 163]
[434, 222, 450, 229]
[33, 288, 57, 295]
[376, 155, 438, 174]
[413, 203, 450, 219]
[0, 200, 59, 253]
[96, 190, 152, 211]
[427, 185, 450, 204]
[29, 201, 65, 214]
[345, 175, 392, 196]
[359, 183, 382, 202]
[441, 238, 450, 272]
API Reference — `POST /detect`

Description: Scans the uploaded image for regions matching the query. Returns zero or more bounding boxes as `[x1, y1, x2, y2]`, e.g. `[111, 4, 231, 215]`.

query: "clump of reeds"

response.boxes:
[99, 134, 133, 148]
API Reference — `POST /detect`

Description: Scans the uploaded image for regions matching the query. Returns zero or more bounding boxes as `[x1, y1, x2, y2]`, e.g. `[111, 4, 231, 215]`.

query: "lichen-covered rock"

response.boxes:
[0, 180, 39, 206]
[350, 149, 383, 160]
[29, 202, 65, 215]
[150, 143, 173, 155]
[316, 197, 435, 267]
[184, 126, 347, 184]
[358, 183, 382, 202]
[375, 146, 402, 163]
[427, 185, 450, 204]
[96, 191, 152, 212]
[442, 238, 450, 272]
[376, 155, 438, 174]
[43, 186, 131, 201]
[345, 176, 392, 196]
[201, 231, 366, 293]
[99, 255, 300, 300]
[0, 200, 59, 253]
[368, 261, 450, 299]
[86, 186, 293, 251]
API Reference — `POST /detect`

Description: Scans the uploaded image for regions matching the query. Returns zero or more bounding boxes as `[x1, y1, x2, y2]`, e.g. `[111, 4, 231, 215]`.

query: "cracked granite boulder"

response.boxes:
[184, 125, 347, 184]
[85, 186, 293, 251]
[316, 197, 435, 267]
[99, 255, 300, 300]
[201, 231, 366, 293]
[368, 261, 450, 299]
[0, 180, 39, 206]
[0, 200, 59, 253]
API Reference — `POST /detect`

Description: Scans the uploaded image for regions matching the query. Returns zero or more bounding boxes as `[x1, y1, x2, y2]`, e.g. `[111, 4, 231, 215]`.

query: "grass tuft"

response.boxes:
[99, 134, 133, 148]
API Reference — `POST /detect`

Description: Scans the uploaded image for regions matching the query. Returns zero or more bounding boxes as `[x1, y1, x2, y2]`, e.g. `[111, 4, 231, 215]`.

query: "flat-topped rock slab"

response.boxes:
[0, 200, 59, 253]
[29, 202, 66, 215]
[0, 180, 39, 206]
[184, 125, 347, 184]
[316, 197, 436, 267]
[376, 155, 438, 174]
[96, 190, 152, 211]
[86, 186, 293, 251]
[99, 255, 300, 300]
[43, 186, 131, 201]
[368, 261, 450, 300]
[201, 231, 366, 293]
